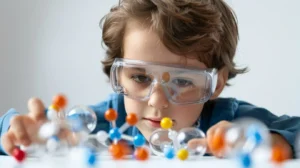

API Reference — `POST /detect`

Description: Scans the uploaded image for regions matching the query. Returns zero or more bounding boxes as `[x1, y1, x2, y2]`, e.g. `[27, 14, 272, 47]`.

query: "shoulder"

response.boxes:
[208, 97, 238, 126]
[209, 97, 277, 126]
[89, 93, 125, 113]
[88, 93, 126, 132]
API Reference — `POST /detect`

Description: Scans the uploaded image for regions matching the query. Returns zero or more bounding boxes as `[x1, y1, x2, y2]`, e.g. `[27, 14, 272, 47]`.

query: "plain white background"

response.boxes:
[0, 0, 299, 117]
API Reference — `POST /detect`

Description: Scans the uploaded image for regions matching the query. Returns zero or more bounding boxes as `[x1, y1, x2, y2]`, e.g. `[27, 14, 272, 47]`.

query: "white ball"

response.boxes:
[47, 109, 59, 121]
[46, 137, 59, 153]
[96, 131, 108, 142]
[39, 122, 60, 139]
[225, 127, 241, 144]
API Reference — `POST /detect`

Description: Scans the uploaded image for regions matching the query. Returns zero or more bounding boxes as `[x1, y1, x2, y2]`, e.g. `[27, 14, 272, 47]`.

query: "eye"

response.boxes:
[131, 75, 152, 83]
[172, 78, 194, 87]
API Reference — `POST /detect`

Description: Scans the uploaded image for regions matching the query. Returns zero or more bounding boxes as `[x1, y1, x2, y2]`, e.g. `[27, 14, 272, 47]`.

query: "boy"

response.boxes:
[1, 0, 299, 158]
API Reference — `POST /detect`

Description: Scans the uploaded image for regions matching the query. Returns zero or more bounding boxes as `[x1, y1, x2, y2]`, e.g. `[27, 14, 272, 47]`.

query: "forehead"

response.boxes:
[123, 20, 207, 69]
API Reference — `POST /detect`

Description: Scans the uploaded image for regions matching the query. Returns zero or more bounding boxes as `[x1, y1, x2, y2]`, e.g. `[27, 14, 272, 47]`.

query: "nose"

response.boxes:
[148, 84, 169, 110]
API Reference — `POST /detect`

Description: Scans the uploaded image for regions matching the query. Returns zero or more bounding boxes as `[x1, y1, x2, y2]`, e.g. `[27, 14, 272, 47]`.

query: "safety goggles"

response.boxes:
[110, 58, 218, 105]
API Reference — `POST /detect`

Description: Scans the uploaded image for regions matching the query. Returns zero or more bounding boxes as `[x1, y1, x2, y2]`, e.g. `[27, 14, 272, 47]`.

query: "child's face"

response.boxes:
[122, 20, 208, 140]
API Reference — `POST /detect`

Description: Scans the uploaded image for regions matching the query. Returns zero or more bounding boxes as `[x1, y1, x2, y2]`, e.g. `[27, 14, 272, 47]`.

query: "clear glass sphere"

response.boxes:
[224, 117, 271, 160]
[149, 129, 173, 157]
[66, 105, 97, 133]
[176, 127, 206, 157]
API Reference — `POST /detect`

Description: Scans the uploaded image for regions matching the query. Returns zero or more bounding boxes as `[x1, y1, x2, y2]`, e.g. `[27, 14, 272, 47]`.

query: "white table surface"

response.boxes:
[1, 154, 300, 168]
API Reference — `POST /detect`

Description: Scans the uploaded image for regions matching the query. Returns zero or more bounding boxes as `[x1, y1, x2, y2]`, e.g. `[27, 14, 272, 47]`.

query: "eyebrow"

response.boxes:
[126, 67, 146, 73]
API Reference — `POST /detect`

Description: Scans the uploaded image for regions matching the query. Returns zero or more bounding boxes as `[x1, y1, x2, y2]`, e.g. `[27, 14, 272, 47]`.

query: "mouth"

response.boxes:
[142, 117, 175, 128]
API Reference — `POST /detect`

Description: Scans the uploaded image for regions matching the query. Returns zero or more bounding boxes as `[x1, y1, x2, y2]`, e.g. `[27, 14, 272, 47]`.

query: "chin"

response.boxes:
[136, 123, 157, 139]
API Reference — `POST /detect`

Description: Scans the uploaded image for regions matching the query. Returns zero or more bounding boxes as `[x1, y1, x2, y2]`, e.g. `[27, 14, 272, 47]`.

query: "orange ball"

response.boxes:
[134, 147, 149, 161]
[118, 140, 132, 155]
[211, 133, 225, 152]
[109, 143, 125, 160]
[126, 113, 138, 126]
[271, 145, 289, 164]
[105, 109, 118, 121]
[52, 94, 67, 109]
[162, 72, 170, 83]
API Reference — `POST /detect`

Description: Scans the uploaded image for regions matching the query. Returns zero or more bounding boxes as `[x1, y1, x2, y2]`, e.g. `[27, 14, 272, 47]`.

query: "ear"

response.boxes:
[210, 67, 228, 99]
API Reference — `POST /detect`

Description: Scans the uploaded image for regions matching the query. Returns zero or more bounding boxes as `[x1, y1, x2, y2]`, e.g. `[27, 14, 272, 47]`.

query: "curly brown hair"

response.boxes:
[100, 0, 247, 83]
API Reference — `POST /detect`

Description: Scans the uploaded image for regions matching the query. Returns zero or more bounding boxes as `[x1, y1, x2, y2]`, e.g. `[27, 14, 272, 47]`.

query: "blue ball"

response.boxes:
[109, 128, 121, 140]
[85, 148, 97, 166]
[50, 135, 59, 142]
[239, 153, 252, 168]
[164, 147, 175, 159]
[246, 124, 263, 145]
[133, 134, 145, 147]
[252, 131, 263, 145]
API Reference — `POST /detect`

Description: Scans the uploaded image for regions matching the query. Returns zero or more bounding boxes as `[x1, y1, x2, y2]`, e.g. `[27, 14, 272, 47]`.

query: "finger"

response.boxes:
[271, 133, 293, 159]
[206, 121, 227, 149]
[10, 116, 31, 146]
[187, 138, 209, 153]
[210, 128, 226, 157]
[21, 116, 42, 143]
[207, 121, 231, 144]
[58, 129, 75, 142]
[28, 98, 46, 122]
[206, 121, 231, 157]
[55, 127, 80, 146]
[1, 132, 17, 155]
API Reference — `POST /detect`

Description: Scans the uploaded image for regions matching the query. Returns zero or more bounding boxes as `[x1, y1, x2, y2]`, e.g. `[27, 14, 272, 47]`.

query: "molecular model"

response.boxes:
[13, 94, 71, 164]
[12, 94, 150, 167]
[92, 108, 150, 161]
[149, 117, 207, 160]
[13, 94, 100, 167]
[210, 117, 290, 168]
[10, 94, 292, 167]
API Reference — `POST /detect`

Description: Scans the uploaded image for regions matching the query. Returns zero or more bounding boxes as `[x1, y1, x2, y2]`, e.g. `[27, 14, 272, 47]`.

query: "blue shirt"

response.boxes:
[1, 93, 299, 156]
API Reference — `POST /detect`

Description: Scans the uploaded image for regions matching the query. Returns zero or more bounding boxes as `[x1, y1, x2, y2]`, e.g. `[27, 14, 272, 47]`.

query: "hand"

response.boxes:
[270, 133, 293, 161]
[206, 120, 232, 157]
[188, 120, 294, 160]
[1, 98, 73, 155]
[1, 98, 47, 155]
[188, 121, 232, 158]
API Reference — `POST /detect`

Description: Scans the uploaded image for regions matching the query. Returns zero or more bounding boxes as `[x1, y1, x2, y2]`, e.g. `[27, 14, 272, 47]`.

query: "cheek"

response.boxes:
[124, 97, 146, 118]
[170, 104, 203, 129]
